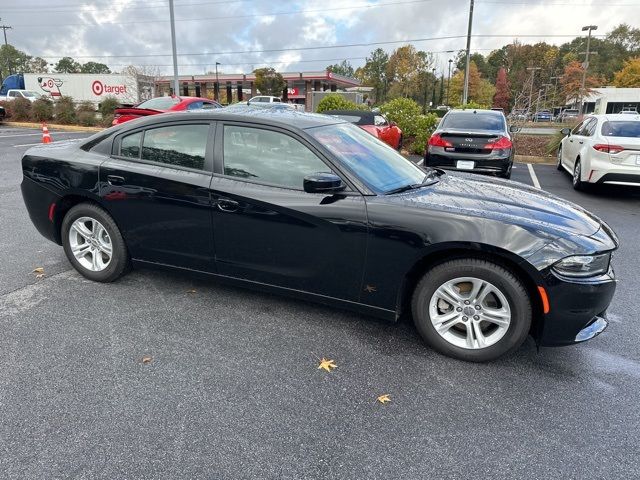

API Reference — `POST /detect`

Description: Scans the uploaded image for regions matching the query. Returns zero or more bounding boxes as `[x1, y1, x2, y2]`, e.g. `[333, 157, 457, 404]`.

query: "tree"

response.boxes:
[561, 61, 601, 105]
[355, 48, 389, 103]
[80, 61, 111, 74]
[613, 57, 640, 87]
[253, 67, 287, 97]
[55, 57, 82, 73]
[607, 24, 640, 53]
[326, 60, 354, 77]
[493, 67, 511, 110]
[386, 45, 427, 98]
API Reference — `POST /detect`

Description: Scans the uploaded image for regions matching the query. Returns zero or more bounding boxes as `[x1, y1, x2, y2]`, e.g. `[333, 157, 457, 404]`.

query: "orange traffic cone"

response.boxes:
[42, 123, 52, 144]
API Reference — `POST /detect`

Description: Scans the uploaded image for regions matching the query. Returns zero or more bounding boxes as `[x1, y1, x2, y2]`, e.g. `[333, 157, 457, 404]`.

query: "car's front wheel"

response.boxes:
[61, 203, 130, 282]
[411, 258, 532, 362]
[557, 146, 564, 171]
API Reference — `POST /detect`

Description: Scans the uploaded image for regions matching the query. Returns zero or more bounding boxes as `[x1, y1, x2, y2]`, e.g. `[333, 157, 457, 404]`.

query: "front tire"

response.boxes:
[556, 147, 564, 171]
[61, 203, 130, 282]
[411, 258, 532, 362]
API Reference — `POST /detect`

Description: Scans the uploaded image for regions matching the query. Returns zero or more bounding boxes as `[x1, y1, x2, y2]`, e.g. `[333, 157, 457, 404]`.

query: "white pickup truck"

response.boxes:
[1, 89, 41, 102]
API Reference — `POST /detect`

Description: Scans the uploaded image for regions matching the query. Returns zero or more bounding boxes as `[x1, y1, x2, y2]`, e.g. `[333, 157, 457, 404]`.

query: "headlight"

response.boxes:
[553, 253, 611, 278]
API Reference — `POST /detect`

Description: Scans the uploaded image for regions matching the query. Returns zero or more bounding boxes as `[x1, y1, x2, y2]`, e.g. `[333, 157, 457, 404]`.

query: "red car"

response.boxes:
[324, 110, 403, 150]
[112, 96, 222, 125]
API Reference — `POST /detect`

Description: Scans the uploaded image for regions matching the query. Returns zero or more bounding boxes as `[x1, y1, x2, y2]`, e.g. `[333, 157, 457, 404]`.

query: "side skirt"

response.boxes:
[132, 259, 399, 322]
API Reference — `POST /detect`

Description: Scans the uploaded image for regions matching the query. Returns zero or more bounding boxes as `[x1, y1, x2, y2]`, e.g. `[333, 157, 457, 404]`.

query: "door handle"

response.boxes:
[107, 175, 125, 186]
[216, 197, 239, 212]
[569, 139, 573, 143]
[579, 141, 584, 144]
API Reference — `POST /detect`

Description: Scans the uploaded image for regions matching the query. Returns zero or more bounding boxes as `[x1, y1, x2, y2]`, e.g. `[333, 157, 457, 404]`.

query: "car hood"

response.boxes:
[393, 172, 603, 238]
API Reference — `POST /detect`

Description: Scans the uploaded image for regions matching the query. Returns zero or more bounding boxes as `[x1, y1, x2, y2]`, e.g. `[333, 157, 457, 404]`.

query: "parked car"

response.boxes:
[247, 96, 282, 104]
[0, 105, 5, 120]
[20, 109, 618, 362]
[323, 110, 403, 149]
[508, 109, 528, 121]
[557, 113, 640, 189]
[1, 89, 41, 102]
[620, 108, 638, 115]
[425, 108, 516, 178]
[533, 110, 553, 122]
[558, 108, 580, 123]
[111, 96, 222, 125]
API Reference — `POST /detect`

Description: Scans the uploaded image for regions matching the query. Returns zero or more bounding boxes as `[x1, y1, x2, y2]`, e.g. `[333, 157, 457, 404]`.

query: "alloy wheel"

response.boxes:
[573, 161, 581, 187]
[68, 217, 113, 272]
[428, 277, 512, 350]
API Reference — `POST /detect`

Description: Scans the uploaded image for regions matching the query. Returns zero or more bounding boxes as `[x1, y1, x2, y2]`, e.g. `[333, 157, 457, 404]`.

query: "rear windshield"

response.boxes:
[601, 121, 640, 138]
[136, 97, 181, 110]
[441, 112, 504, 131]
[331, 114, 364, 124]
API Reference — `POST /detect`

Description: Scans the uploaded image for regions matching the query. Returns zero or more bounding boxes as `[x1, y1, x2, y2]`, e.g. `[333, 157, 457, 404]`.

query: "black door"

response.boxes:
[100, 122, 215, 271]
[209, 122, 368, 302]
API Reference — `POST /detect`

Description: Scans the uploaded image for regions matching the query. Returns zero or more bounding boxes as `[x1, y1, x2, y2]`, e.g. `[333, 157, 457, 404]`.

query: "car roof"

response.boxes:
[323, 110, 375, 125]
[446, 108, 504, 117]
[117, 107, 347, 130]
[599, 113, 640, 121]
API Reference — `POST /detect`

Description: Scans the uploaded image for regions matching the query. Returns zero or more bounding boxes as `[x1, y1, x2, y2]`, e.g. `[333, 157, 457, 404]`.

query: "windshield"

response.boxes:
[441, 112, 504, 131]
[308, 123, 427, 194]
[22, 91, 39, 98]
[136, 97, 181, 110]
[601, 121, 640, 138]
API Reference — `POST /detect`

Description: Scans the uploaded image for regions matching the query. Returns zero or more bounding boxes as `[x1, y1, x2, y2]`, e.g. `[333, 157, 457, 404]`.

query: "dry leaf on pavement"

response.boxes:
[186, 289, 197, 294]
[318, 358, 337, 372]
[377, 394, 391, 404]
[141, 355, 153, 364]
[32, 267, 44, 274]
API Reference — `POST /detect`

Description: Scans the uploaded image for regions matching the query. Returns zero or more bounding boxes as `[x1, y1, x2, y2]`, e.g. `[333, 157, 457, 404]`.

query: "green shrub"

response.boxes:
[31, 97, 54, 122]
[379, 97, 422, 137]
[100, 114, 115, 128]
[12, 97, 32, 121]
[77, 111, 97, 126]
[411, 114, 440, 155]
[0, 100, 13, 118]
[428, 109, 447, 118]
[99, 95, 119, 118]
[316, 94, 358, 113]
[54, 96, 76, 124]
[453, 100, 490, 110]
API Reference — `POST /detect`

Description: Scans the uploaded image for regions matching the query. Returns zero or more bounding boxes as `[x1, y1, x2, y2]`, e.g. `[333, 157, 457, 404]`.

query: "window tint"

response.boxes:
[441, 112, 504, 131]
[571, 121, 585, 135]
[374, 115, 388, 126]
[186, 101, 204, 110]
[584, 118, 597, 136]
[120, 131, 142, 158]
[8, 91, 17, 97]
[602, 121, 640, 137]
[141, 125, 208, 170]
[223, 125, 331, 189]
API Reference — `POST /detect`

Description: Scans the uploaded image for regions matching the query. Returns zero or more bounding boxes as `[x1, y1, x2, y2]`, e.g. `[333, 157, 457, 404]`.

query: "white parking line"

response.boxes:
[527, 163, 541, 189]
[0, 132, 46, 138]
[13, 142, 44, 147]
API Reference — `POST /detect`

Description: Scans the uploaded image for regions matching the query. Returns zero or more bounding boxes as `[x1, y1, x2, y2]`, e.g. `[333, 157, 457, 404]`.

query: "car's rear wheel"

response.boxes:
[411, 258, 532, 362]
[572, 159, 585, 191]
[61, 203, 130, 282]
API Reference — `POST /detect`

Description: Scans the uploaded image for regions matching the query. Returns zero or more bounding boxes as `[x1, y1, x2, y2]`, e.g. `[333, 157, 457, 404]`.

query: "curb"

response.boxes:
[515, 155, 555, 165]
[3, 121, 103, 133]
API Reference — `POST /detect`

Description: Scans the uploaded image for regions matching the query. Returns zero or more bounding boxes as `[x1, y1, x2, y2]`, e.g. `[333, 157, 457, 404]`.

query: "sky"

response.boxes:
[2, 0, 640, 77]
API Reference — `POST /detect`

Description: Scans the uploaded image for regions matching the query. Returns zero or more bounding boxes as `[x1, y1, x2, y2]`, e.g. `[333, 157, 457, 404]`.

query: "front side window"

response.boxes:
[572, 121, 585, 135]
[223, 125, 331, 189]
[374, 115, 388, 126]
[141, 124, 208, 170]
[120, 131, 142, 158]
[186, 101, 204, 110]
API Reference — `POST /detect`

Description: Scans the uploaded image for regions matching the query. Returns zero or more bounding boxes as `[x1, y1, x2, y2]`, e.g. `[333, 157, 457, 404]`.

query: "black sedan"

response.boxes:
[21, 109, 618, 362]
[425, 108, 516, 178]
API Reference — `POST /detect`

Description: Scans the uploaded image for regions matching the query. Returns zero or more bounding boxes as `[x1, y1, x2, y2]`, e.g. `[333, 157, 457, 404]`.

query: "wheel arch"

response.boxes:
[397, 243, 545, 335]
[53, 193, 117, 245]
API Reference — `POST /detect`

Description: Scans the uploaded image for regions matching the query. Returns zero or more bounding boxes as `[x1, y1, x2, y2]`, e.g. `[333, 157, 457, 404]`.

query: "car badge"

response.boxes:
[465, 138, 473, 142]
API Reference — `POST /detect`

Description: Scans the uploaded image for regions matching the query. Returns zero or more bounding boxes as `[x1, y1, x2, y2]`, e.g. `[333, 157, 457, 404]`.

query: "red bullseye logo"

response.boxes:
[92, 80, 104, 95]
[47, 79, 54, 88]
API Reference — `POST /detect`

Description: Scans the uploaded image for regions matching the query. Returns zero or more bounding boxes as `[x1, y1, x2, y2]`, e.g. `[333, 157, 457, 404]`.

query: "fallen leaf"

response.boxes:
[377, 394, 391, 405]
[318, 358, 337, 372]
[141, 355, 153, 364]
[35, 273, 46, 279]
[186, 289, 197, 294]
[32, 267, 45, 274]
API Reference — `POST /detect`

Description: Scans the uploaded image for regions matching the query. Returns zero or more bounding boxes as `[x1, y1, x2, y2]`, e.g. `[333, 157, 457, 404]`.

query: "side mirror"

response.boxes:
[303, 172, 345, 194]
[509, 125, 521, 133]
[561, 127, 571, 136]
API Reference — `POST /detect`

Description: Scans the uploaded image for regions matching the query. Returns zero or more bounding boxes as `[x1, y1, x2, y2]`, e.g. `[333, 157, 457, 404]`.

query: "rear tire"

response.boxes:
[572, 159, 586, 191]
[411, 258, 532, 362]
[61, 203, 130, 282]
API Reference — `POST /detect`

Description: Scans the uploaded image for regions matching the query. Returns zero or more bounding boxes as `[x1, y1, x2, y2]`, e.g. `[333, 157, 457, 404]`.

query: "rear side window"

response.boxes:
[441, 113, 504, 131]
[601, 121, 640, 138]
[120, 131, 142, 158]
[141, 125, 208, 170]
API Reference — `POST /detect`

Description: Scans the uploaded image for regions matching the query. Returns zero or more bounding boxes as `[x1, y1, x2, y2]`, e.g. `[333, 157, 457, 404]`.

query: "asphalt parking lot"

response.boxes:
[2, 126, 640, 479]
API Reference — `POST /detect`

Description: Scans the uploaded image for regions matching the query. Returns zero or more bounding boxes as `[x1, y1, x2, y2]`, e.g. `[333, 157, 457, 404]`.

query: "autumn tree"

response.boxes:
[561, 61, 602, 105]
[493, 67, 511, 110]
[253, 67, 287, 97]
[613, 57, 640, 87]
[386, 45, 427, 98]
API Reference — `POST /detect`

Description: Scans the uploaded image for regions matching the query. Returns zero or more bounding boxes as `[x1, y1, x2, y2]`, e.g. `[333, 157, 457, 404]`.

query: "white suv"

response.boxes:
[557, 114, 640, 190]
[247, 96, 281, 104]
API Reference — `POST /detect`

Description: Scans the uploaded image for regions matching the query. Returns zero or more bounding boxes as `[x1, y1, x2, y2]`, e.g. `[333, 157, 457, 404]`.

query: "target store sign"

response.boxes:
[91, 80, 127, 96]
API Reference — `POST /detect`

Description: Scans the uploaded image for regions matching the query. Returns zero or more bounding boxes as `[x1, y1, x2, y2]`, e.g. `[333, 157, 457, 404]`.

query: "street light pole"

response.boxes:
[431, 67, 437, 108]
[462, 0, 474, 105]
[215, 62, 221, 102]
[579, 25, 598, 115]
[168, 0, 179, 96]
[446, 59, 453, 105]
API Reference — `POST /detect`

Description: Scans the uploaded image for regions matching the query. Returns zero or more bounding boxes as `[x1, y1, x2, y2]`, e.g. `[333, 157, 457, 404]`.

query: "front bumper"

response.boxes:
[537, 268, 616, 346]
[425, 150, 512, 175]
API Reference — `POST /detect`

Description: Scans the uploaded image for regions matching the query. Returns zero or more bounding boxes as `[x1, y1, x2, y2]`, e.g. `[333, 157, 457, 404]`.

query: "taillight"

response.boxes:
[428, 134, 453, 148]
[484, 136, 512, 150]
[593, 144, 624, 154]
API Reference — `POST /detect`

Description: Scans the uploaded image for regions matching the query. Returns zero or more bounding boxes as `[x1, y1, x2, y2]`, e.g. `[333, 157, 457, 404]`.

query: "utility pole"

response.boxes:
[446, 59, 453, 105]
[579, 25, 598, 115]
[431, 67, 437, 108]
[0, 19, 13, 75]
[215, 62, 221, 102]
[168, 0, 180, 96]
[526, 67, 541, 114]
[462, 0, 474, 105]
